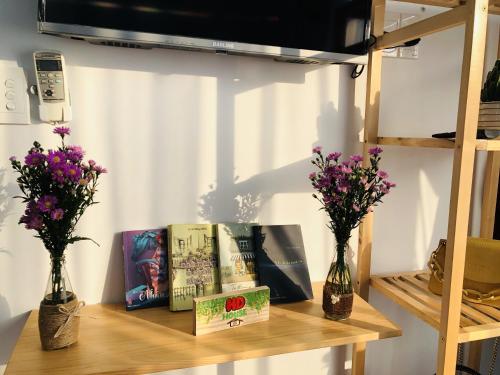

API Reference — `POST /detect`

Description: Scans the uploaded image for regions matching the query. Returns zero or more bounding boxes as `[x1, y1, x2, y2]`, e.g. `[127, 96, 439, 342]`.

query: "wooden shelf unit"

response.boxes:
[354, 0, 500, 373]
[376, 137, 500, 151]
[4, 283, 401, 375]
[371, 272, 500, 343]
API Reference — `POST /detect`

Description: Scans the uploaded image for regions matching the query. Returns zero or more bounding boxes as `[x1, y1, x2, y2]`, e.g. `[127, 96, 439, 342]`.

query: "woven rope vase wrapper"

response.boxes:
[38, 297, 83, 350]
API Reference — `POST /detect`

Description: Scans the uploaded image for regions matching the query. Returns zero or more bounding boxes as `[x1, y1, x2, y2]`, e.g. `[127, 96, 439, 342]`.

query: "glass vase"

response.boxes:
[322, 241, 354, 320]
[43, 255, 76, 305]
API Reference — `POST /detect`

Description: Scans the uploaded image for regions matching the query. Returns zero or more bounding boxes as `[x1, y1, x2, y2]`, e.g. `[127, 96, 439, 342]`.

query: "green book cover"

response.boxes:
[168, 224, 221, 311]
[216, 223, 259, 293]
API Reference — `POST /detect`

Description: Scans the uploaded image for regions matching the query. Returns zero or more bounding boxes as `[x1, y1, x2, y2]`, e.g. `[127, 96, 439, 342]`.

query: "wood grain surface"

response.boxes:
[5, 282, 401, 375]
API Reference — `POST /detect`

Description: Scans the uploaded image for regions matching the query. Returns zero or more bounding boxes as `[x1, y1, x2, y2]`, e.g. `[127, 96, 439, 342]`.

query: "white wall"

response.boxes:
[0, 0, 498, 374]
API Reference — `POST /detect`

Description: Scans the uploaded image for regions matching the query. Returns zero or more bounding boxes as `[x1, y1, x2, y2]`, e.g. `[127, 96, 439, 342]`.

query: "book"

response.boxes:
[253, 224, 313, 304]
[216, 223, 259, 292]
[168, 224, 221, 311]
[122, 229, 168, 311]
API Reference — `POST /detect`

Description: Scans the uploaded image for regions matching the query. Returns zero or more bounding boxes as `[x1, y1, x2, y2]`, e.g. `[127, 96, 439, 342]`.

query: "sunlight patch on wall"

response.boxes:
[415, 168, 440, 260]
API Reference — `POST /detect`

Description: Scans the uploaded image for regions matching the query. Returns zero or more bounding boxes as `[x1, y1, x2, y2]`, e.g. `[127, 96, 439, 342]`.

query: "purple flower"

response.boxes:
[340, 165, 353, 174]
[9, 156, 16, 162]
[65, 164, 82, 182]
[94, 165, 107, 174]
[66, 145, 85, 162]
[50, 208, 64, 221]
[88, 159, 96, 167]
[317, 177, 330, 188]
[26, 200, 38, 213]
[384, 181, 396, 188]
[337, 181, 349, 193]
[361, 176, 371, 190]
[37, 195, 58, 213]
[51, 164, 67, 184]
[53, 126, 70, 137]
[24, 152, 45, 167]
[47, 150, 66, 166]
[308, 172, 317, 180]
[350, 154, 363, 163]
[337, 186, 348, 193]
[377, 170, 389, 179]
[323, 195, 334, 205]
[326, 152, 342, 161]
[369, 147, 383, 156]
[312, 146, 322, 154]
[25, 215, 43, 230]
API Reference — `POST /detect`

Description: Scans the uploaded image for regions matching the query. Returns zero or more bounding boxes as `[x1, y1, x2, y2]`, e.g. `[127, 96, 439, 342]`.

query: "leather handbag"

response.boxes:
[427, 237, 500, 308]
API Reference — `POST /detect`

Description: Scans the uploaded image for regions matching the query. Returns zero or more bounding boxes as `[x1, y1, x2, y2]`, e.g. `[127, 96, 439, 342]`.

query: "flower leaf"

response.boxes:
[67, 236, 100, 247]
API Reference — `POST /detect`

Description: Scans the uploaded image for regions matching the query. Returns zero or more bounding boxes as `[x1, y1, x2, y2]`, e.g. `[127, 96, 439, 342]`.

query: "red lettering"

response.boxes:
[236, 296, 246, 310]
[225, 296, 246, 312]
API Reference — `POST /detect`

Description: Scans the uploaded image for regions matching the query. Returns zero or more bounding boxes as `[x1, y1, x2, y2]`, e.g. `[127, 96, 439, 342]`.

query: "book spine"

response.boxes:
[122, 233, 130, 311]
[167, 225, 175, 311]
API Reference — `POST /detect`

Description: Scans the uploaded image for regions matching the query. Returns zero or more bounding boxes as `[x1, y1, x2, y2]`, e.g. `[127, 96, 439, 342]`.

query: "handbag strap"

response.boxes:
[428, 248, 500, 303]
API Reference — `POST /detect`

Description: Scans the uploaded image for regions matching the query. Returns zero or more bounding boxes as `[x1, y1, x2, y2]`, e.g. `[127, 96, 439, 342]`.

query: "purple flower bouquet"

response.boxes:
[9, 126, 107, 306]
[309, 146, 394, 320]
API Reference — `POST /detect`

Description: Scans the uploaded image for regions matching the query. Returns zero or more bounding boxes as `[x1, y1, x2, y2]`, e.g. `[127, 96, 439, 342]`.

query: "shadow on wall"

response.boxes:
[101, 233, 125, 304]
[0, 168, 16, 253]
[198, 93, 363, 225]
[0, 167, 28, 367]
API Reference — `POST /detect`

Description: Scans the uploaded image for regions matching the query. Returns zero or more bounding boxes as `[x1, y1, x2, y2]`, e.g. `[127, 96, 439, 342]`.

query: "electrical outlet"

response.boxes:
[0, 66, 30, 125]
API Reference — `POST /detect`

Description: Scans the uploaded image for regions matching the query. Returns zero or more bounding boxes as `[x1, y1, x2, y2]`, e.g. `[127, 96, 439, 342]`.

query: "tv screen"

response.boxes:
[39, 0, 372, 63]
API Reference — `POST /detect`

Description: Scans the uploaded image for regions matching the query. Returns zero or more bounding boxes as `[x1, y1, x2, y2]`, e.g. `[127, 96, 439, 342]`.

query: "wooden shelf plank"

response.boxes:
[476, 139, 500, 151]
[393, 0, 500, 16]
[377, 137, 455, 149]
[5, 282, 401, 375]
[375, 6, 467, 50]
[376, 137, 500, 151]
[371, 272, 500, 343]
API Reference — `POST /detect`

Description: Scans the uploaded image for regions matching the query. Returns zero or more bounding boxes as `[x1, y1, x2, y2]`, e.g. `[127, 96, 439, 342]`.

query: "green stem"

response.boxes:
[51, 255, 63, 304]
[328, 240, 353, 295]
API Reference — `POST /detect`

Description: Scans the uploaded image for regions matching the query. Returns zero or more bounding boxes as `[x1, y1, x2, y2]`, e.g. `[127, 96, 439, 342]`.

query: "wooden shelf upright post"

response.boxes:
[437, 0, 488, 372]
[352, 0, 385, 373]
[467, 28, 500, 372]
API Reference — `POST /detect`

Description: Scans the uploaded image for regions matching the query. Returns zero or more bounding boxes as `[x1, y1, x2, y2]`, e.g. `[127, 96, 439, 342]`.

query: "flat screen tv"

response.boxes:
[38, 0, 372, 65]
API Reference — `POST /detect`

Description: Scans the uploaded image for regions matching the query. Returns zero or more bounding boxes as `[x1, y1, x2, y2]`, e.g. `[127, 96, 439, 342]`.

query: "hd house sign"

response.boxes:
[193, 286, 270, 336]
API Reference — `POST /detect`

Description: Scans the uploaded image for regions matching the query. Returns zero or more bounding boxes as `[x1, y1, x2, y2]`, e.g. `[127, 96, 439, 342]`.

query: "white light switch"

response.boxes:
[0, 66, 30, 125]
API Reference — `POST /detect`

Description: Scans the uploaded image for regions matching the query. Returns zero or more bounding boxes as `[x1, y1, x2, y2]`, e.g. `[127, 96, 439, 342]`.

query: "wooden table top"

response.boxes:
[5, 283, 401, 375]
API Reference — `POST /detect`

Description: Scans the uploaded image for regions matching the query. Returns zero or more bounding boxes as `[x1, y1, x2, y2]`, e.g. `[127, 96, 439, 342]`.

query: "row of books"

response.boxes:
[122, 224, 314, 311]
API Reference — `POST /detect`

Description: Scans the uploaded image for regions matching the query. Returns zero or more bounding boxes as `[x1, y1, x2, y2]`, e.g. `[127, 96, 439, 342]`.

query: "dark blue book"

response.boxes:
[253, 225, 313, 304]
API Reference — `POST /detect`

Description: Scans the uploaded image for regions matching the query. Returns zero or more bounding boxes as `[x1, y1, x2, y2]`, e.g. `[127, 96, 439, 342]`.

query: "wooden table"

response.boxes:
[5, 283, 401, 374]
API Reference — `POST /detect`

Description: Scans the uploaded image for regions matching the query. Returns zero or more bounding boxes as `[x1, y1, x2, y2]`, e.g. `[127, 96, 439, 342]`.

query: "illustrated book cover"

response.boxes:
[253, 224, 313, 304]
[216, 223, 259, 293]
[168, 224, 221, 311]
[122, 229, 168, 311]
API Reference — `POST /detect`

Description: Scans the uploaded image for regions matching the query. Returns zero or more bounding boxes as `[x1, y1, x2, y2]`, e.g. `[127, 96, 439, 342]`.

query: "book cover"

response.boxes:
[122, 229, 168, 311]
[168, 224, 221, 311]
[216, 223, 258, 292]
[253, 224, 314, 303]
